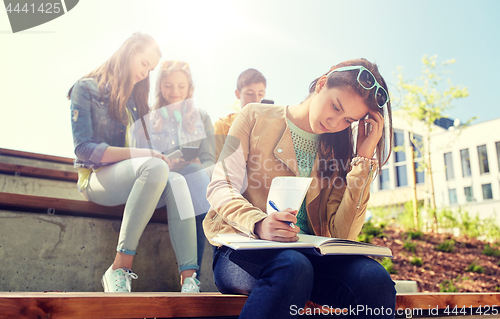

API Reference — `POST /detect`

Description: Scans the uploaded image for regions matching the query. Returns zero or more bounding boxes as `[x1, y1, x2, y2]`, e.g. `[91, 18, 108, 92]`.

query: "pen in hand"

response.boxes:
[269, 200, 296, 229]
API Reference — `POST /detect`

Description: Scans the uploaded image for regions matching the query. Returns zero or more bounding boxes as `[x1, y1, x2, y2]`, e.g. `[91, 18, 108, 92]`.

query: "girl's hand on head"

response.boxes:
[356, 110, 384, 158]
[254, 208, 300, 242]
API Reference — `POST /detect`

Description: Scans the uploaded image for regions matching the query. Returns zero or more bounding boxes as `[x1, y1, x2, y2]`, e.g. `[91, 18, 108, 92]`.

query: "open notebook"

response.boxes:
[212, 233, 393, 258]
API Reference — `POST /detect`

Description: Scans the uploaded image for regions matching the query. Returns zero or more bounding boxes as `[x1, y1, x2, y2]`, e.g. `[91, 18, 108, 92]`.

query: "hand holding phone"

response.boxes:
[165, 150, 183, 159]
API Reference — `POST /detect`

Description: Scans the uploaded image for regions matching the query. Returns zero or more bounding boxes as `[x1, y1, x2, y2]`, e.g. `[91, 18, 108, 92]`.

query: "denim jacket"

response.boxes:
[70, 78, 140, 169]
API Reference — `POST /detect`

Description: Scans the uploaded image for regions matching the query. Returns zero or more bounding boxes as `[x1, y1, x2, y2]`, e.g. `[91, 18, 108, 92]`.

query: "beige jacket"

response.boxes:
[203, 103, 377, 246]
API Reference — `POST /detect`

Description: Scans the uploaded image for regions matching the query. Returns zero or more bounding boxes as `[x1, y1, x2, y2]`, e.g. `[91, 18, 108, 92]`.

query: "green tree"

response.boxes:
[396, 55, 472, 231]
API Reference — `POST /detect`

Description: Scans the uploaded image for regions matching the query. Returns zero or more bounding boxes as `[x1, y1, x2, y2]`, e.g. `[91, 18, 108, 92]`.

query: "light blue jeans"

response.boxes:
[81, 157, 198, 273]
[173, 163, 211, 276]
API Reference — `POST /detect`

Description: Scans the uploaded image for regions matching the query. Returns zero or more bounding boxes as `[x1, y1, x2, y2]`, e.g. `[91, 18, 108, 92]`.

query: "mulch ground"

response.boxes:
[370, 227, 500, 293]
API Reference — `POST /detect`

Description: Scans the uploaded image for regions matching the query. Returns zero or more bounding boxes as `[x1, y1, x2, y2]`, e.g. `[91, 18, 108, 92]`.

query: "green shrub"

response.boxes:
[357, 221, 386, 243]
[439, 279, 458, 292]
[405, 230, 424, 240]
[465, 261, 484, 273]
[482, 244, 500, 257]
[435, 239, 455, 253]
[379, 257, 397, 274]
[403, 241, 417, 253]
[409, 256, 423, 266]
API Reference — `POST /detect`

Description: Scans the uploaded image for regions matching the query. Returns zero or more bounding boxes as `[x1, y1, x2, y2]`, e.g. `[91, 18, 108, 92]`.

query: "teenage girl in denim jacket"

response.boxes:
[137, 60, 215, 281]
[204, 59, 397, 318]
[69, 33, 200, 293]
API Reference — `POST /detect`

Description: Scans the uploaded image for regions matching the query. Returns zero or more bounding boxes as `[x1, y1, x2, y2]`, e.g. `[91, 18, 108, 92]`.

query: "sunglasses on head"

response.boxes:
[326, 65, 389, 108]
[163, 60, 189, 70]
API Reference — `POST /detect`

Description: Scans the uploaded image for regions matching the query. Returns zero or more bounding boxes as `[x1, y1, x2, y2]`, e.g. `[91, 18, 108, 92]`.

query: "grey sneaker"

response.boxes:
[181, 272, 200, 293]
[101, 265, 138, 292]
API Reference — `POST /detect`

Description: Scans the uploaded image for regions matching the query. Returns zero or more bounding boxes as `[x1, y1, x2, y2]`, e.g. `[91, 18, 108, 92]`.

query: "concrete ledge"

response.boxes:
[0, 210, 217, 293]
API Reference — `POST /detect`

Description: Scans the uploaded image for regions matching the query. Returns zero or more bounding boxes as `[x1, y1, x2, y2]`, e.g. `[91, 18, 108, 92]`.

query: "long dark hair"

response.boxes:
[68, 32, 161, 124]
[308, 58, 393, 181]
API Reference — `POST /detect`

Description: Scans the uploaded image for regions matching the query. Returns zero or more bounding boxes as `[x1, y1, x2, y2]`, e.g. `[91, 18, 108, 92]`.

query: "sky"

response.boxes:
[1, 0, 499, 158]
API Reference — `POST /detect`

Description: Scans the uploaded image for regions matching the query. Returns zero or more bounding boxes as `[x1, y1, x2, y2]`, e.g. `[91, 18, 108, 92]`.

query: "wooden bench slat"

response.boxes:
[0, 292, 247, 319]
[0, 148, 74, 165]
[0, 192, 167, 223]
[396, 292, 500, 310]
[0, 163, 78, 182]
[1, 292, 499, 319]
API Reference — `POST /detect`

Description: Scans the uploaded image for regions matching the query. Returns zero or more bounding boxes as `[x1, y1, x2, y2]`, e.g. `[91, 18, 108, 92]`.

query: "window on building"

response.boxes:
[464, 186, 474, 202]
[414, 161, 425, 184]
[396, 165, 408, 187]
[394, 130, 407, 187]
[460, 149, 471, 177]
[379, 168, 390, 190]
[394, 130, 406, 162]
[448, 189, 457, 205]
[444, 152, 455, 180]
[482, 183, 493, 200]
[410, 133, 424, 184]
[477, 145, 489, 174]
[496, 141, 500, 172]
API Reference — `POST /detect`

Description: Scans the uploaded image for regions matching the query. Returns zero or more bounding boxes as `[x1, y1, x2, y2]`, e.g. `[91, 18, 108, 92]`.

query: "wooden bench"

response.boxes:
[1, 292, 499, 318]
[0, 192, 167, 223]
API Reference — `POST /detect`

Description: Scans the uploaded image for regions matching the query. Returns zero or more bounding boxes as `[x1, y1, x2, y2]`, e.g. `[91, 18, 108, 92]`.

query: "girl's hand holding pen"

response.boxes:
[254, 208, 300, 242]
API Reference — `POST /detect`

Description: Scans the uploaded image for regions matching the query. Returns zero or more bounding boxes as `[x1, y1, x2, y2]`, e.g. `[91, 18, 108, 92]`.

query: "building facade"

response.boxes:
[369, 114, 500, 224]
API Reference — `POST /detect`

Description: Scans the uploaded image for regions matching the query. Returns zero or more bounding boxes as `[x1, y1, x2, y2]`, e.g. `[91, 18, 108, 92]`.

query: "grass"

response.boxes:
[439, 279, 458, 292]
[405, 229, 424, 240]
[409, 256, 423, 266]
[465, 260, 484, 274]
[379, 257, 397, 274]
[357, 221, 386, 243]
[482, 244, 500, 257]
[435, 239, 455, 253]
[403, 241, 418, 253]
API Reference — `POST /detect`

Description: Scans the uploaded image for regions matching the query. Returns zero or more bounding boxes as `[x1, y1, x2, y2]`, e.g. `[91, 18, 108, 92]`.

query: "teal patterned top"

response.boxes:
[287, 118, 320, 234]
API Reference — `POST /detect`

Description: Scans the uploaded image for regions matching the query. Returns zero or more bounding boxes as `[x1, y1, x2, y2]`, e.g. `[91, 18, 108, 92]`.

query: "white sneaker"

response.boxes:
[101, 265, 138, 292]
[181, 272, 201, 293]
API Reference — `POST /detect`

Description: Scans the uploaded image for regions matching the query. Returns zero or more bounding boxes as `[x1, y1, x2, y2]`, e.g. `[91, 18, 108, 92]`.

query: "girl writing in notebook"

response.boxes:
[204, 59, 395, 318]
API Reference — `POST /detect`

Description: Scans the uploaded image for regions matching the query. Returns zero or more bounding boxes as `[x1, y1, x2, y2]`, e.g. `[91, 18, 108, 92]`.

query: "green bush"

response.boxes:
[379, 257, 397, 274]
[465, 261, 484, 273]
[439, 279, 458, 292]
[482, 244, 500, 257]
[405, 230, 424, 240]
[436, 208, 500, 242]
[435, 239, 455, 253]
[357, 221, 386, 243]
[403, 241, 417, 253]
[409, 256, 423, 266]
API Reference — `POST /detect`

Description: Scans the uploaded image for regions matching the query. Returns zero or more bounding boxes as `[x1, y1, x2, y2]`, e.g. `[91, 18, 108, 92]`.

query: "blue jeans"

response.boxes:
[177, 163, 211, 275]
[213, 246, 396, 319]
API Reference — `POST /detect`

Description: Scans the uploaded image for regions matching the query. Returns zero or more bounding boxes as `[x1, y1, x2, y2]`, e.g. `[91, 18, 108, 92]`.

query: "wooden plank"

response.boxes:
[1, 292, 499, 319]
[0, 292, 247, 319]
[0, 163, 78, 182]
[0, 192, 167, 223]
[396, 293, 500, 310]
[0, 148, 74, 165]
